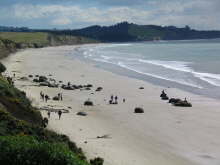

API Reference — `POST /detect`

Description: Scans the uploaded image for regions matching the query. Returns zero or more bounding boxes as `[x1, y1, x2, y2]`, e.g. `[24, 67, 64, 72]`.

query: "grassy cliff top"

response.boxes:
[0, 32, 49, 44]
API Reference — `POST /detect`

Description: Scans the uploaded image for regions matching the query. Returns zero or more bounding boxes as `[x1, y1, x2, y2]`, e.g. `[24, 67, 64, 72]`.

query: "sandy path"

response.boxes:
[3, 45, 220, 165]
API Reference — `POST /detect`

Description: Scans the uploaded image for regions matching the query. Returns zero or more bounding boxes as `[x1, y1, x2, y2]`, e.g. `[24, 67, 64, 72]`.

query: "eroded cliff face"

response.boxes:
[0, 39, 17, 58]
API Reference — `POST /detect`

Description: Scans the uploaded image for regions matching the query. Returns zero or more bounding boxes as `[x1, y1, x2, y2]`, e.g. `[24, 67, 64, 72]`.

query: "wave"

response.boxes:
[138, 59, 220, 87]
[193, 72, 220, 87]
[138, 59, 192, 72]
[78, 45, 220, 88]
[117, 62, 203, 89]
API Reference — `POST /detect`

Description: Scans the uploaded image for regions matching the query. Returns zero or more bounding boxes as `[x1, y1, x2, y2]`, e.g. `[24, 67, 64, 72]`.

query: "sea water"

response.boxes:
[73, 39, 220, 99]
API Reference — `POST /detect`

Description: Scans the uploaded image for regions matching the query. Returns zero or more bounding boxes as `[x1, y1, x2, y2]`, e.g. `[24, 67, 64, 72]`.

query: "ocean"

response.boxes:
[72, 39, 220, 99]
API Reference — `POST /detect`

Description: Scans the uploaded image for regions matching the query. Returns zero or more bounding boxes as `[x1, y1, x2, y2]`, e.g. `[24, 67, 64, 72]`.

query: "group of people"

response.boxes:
[40, 91, 50, 102]
[109, 95, 126, 104]
[57, 93, 63, 101]
[47, 110, 62, 120]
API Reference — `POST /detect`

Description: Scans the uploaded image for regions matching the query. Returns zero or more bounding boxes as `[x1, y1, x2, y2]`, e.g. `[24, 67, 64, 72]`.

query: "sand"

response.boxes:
[2, 45, 220, 165]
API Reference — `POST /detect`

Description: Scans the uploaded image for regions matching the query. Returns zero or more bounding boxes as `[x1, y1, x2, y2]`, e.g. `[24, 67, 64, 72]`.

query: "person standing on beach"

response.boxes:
[47, 111, 51, 118]
[114, 96, 118, 104]
[40, 91, 44, 101]
[60, 93, 63, 101]
[58, 110, 62, 120]
[58, 93, 61, 100]
[45, 95, 49, 103]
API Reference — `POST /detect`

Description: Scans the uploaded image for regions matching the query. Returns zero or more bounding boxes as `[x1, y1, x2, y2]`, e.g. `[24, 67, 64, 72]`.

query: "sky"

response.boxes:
[0, 0, 220, 30]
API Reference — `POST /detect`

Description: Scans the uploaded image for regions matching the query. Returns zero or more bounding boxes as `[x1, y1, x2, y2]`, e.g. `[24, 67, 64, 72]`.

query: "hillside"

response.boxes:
[0, 32, 98, 58]
[51, 22, 220, 42]
[0, 63, 103, 165]
[0, 32, 101, 165]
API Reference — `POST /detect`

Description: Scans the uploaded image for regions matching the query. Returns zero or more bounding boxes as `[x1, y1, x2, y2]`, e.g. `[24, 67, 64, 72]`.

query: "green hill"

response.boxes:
[0, 59, 102, 165]
[54, 22, 220, 42]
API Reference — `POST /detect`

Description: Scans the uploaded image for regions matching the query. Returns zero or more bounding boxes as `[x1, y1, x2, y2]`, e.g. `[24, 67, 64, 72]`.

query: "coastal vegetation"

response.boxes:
[0, 62, 103, 165]
[49, 22, 220, 42]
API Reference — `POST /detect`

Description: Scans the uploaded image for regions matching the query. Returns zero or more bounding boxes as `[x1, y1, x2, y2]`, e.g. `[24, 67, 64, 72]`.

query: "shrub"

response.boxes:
[90, 157, 104, 165]
[0, 136, 89, 165]
[0, 62, 6, 73]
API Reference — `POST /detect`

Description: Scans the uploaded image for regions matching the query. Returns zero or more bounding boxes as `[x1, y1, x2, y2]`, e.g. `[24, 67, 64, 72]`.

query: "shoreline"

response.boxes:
[3, 45, 220, 165]
[74, 43, 220, 101]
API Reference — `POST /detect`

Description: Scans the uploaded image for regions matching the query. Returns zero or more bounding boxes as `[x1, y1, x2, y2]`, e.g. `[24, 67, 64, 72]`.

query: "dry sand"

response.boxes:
[2, 45, 220, 165]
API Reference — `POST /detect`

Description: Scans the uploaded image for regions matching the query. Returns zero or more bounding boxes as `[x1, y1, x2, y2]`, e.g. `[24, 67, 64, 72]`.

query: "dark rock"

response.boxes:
[39, 76, 47, 82]
[169, 98, 181, 104]
[84, 100, 93, 106]
[134, 107, 144, 113]
[77, 112, 88, 116]
[48, 83, 59, 88]
[61, 85, 75, 90]
[174, 100, 192, 107]
[86, 84, 93, 88]
[161, 96, 169, 100]
[96, 87, 103, 91]
[53, 96, 59, 101]
[39, 82, 50, 86]
[33, 78, 39, 83]
[19, 77, 29, 81]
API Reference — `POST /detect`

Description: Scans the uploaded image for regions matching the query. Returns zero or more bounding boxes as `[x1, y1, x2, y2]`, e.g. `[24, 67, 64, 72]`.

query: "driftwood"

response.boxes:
[96, 134, 111, 139]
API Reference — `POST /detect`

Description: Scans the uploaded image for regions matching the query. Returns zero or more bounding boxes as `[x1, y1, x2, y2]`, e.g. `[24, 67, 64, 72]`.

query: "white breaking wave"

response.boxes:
[117, 62, 203, 89]
[138, 59, 220, 87]
[138, 59, 193, 72]
[78, 44, 220, 88]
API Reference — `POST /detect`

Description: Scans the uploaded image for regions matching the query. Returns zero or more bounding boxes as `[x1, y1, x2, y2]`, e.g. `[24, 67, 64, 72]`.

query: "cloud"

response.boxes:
[9, 0, 220, 30]
[13, 4, 151, 25]
[51, 17, 72, 25]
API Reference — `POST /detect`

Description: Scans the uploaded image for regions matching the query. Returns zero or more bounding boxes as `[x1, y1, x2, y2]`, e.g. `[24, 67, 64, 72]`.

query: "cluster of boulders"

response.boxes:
[61, 82, 103, 92]
[160, 90, 192, 107]
[169, 98, 192, 107]
[28, 74, 103, 92]
[30, 75, 59, 88]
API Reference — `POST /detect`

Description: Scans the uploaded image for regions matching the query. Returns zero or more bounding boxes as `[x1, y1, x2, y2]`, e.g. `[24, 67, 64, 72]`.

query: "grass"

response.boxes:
[0, 32, 49, 45]
[0, 136, 89, 165]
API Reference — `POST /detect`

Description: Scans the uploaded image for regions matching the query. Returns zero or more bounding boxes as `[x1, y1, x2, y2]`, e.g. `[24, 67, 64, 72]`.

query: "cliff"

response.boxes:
[0, 32, 98, 59]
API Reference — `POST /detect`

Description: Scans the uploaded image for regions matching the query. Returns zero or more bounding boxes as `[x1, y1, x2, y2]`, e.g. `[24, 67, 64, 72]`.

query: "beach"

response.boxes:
[3, 45, 220, 165]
